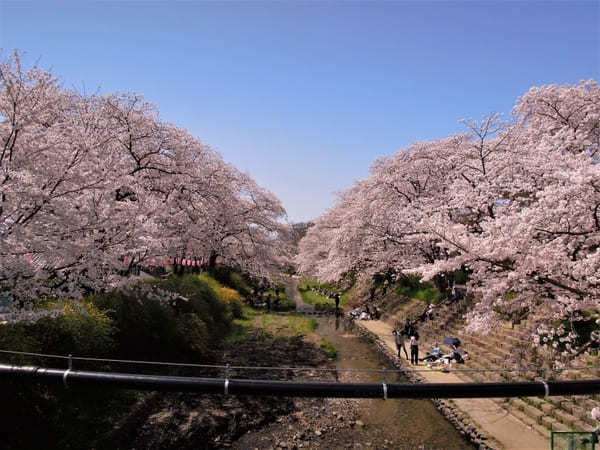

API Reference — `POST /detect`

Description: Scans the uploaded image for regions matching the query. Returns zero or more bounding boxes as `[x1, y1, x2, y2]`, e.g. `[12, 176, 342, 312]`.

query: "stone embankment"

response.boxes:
[354, 292, 600, 449]
[412, 298, 600, 435]
[353, 321, 498, 450]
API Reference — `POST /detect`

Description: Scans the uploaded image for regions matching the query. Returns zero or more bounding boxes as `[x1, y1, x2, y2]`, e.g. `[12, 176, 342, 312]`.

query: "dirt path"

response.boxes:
[359, 319, 550, 450]
[285, 276, 315, 313]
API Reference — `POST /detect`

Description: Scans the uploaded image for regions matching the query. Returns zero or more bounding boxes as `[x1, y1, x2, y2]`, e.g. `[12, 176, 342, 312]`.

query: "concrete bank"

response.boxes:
[354, 319, 551, 450]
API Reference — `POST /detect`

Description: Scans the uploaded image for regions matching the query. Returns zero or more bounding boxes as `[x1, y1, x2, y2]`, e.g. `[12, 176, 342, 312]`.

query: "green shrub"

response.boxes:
[265, 289, 296, 311]
[210, 266, 252, 296]
[451, 268, 469, 284]
[394, 276, 444, 304]
[320, 339, 338, 358]
[299, 290, 335, 312]
[298, 277, 334, 293]
[229, 297, 244, 319]
[156, 274, 231, 335]
[0, 300, 130, 449]
[90, 274, 233, 361]
[0, 273, 254, 448]
[0, 300, 115, 364]
[176, 313, 210, 355]
[91, 288, 192, 361]
[35, 300, 116, 357]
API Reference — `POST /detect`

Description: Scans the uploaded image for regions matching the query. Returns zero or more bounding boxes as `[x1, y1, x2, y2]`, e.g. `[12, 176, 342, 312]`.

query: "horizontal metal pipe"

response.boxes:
[1, 363, 599, 399]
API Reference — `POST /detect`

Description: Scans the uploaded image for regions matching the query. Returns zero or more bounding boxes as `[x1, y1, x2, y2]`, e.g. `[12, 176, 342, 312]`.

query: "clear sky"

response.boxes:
[1, 1, 598, 222]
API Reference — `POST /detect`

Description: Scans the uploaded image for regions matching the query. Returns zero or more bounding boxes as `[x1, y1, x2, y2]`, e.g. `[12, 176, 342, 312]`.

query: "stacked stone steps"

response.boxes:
[502, 395, 594, 433]
[438, 326, 519, 371]
[460, 334, 514, 364]
[407, 298, 599, 433]
[502, 400, 554, 437]
[455, 328, 540, 376]
[489, 329, 528, 349]
[424, 304, 464, 326]
[381, 291, 600, 434]
[422, 321, 599, 433]
[508, 397, 546, 424]
[420, 327, 598, 433]
[515, 396, 586, 429]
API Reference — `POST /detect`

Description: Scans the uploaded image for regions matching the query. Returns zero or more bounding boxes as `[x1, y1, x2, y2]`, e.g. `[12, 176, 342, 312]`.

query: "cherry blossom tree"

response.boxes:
[298, 80, 599, 344]
[0, 51, 292, 300]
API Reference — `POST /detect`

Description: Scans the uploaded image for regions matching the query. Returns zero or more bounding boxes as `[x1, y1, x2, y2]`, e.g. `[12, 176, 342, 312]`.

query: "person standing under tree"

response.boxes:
[410, 332, 419, 365]
[404, 318, 415, 337]
[369, 286, 376, 302]
[393, 330, 409, 360]
[334, 293, 340, 311]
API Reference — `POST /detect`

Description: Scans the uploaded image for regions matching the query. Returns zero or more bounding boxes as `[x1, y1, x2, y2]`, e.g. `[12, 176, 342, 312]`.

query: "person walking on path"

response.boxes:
[266, 293, 272, 311]
[334, 293, 340, 311]
[403, 318, 416, 337]
[410, 332, 419, 365]
[393, 329, 409, 360]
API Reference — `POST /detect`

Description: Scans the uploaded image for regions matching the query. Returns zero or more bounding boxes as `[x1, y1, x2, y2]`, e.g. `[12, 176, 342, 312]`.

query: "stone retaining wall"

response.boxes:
[353, 320, 497, 450]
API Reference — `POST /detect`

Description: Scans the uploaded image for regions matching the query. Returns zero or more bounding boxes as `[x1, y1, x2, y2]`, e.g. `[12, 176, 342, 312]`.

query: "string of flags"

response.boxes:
[21, 253, 205, 268]
[122, 256, 207, 267]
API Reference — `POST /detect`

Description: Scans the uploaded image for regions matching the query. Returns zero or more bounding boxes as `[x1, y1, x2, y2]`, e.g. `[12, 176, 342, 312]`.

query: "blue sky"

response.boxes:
[1, 1, 598, 222]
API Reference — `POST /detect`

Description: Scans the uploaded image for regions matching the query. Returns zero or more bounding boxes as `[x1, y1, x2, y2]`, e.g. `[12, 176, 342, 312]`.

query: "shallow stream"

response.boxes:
[315, 315, 473, 449]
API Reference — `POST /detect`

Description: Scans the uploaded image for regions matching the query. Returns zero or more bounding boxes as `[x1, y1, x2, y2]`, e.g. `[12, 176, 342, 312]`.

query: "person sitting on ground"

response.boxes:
[425, 304, 435, 321]
[429, 344, 468, 367]
[451, 350, 465, 364]
[421, 343, 441, 362]
[454, 345, 469, 361]
[575, 323, 600, 357]
[372, 306, 381, 320]
[429, 352, 457, 367]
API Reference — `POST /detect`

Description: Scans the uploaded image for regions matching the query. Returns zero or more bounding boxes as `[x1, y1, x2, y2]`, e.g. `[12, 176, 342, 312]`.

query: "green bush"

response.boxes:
[320, 339, 338, 358]
[36, 300, 116, 357]
[0, 273, 254, 449]
[229, 297, 244, 318]
[394, 275, 444, 304]
[90, 274, 234, 361]
[451, 268, 469, 284]
[265, 289, 296, 311]
[0, 300, 130, 449]
[91, 288, 195, 361]
[299, 290, 335, 312]
[210, 266, 252, 296]
[0, 300, 115, 363]
[158, 274, 231, 328]
[298, 277, 334, 293]
[176, 313, 210, 355]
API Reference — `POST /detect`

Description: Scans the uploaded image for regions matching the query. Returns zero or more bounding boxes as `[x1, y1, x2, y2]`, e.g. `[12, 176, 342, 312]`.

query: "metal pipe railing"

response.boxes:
[2, 363, 599, 399]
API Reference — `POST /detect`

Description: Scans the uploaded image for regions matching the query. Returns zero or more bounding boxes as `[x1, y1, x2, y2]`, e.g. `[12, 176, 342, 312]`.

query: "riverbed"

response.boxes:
[314, 314, 473, 449]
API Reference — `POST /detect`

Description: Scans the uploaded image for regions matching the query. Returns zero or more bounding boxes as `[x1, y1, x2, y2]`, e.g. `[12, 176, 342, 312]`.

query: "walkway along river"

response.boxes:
[313, 314, 473, 449]
[283, 277, 473, 448]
